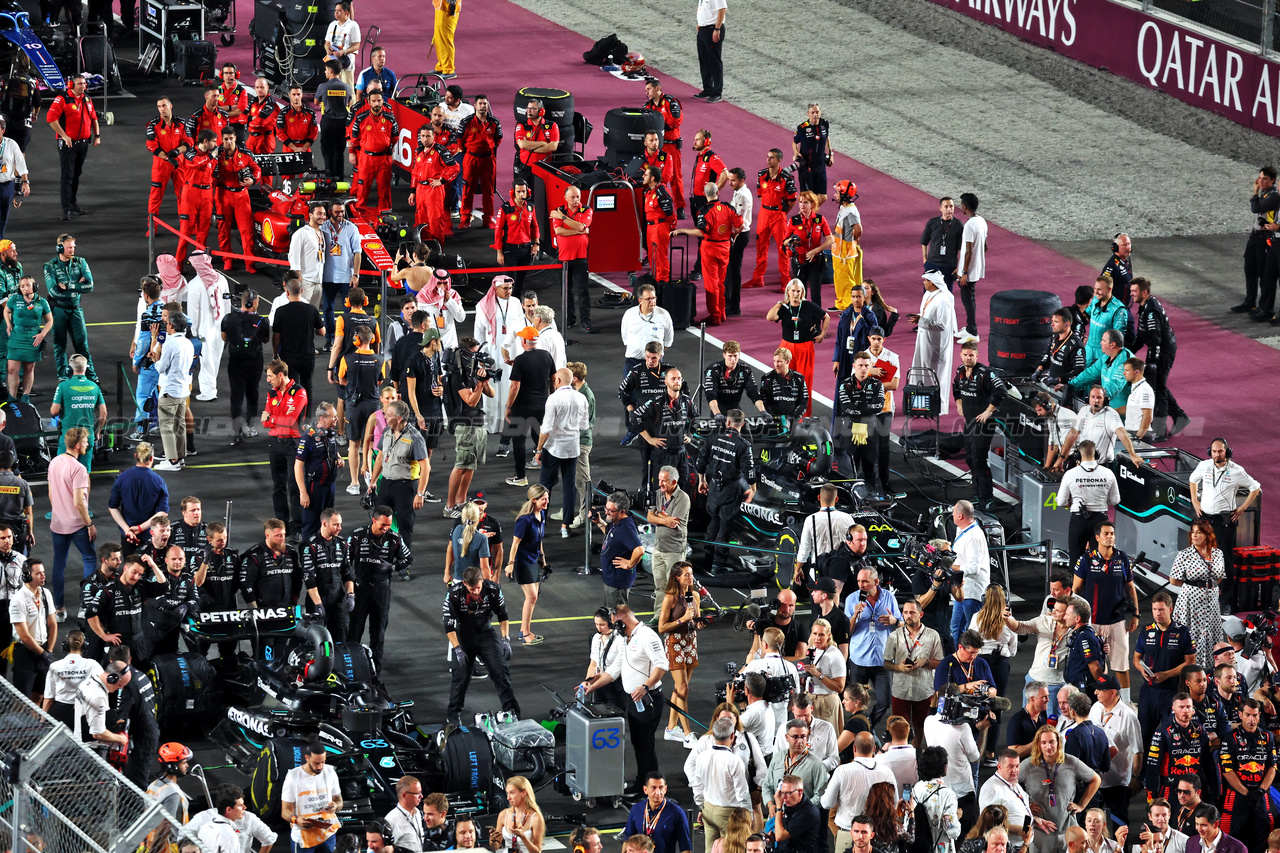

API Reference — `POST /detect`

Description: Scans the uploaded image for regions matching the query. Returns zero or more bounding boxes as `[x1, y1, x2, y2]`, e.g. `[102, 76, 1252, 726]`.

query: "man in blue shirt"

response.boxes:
[106, 442, 170, 553]
[593, 491, 644, 608]
[320, 200, 362, 351]
[846, 566, 901, 728]
[934, 629, 997, 699]
[1061, 687, 1111, 772]
[830, 284, 877, 385]
[1064, 598, 1105, 694]
[622, 773, 693, 853]
[353, 47, 396, 109]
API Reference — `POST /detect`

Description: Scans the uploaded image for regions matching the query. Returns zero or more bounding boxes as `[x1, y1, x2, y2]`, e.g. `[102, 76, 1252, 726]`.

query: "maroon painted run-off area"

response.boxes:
[222, 0, 1280, 543]
[922, 0, 1280, 137]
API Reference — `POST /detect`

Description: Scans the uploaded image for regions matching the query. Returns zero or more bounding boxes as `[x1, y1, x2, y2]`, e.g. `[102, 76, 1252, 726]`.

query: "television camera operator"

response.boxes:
[444, 565, 518, 727]
[441, 337, 495, 513]
[923, 682, 989, 838]
[742, 626, 802, 729]
[745, 589, 808, 662]
[909, 538, 962, 657]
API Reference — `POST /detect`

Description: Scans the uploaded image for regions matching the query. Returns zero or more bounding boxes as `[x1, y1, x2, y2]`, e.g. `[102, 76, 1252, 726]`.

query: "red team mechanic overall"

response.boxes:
[176, 135, 219, 266]
[643, 77, 684, 216]
[787, 202, 832, 303]
[750, 152, 798, 289]
[679, 191, 741, 325]
[245, 82, 279, 155]
[216, 70, 249, 143]
[491, 185, 539, 288]
[640, 134, 674, 195]
[214, 130, 263, 272]
[347, 93, 398, 217]
[457, 106, 502, 227]
[1218, 706, 1279, 851]
[512, 104, 558, 185]
[145, 104, 191, 218]
[277, 90, 318, 153]
[187, 88, 228, 142]
[410, 127, 459, 242]
[643, 168, 675, 283]
[689, 137, 727, 210]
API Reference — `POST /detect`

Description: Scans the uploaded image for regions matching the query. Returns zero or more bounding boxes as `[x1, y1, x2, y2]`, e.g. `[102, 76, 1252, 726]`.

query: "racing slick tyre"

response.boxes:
[515, 87, 575, 154]
[147, 652, 220, 730]
[988, 289, 1060, 338]
[601, 107, 664, 169]
[988, 329, 1051, 377]
[443, 725, 497, 802]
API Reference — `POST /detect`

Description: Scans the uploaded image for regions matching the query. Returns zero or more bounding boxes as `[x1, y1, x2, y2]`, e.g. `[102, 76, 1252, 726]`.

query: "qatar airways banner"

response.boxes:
[924, 0, 1280, 136]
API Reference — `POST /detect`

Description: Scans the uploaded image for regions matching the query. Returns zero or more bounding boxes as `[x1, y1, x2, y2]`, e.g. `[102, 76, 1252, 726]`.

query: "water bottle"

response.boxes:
[576, 683, 586, 704]
[635, 690, 646, 713]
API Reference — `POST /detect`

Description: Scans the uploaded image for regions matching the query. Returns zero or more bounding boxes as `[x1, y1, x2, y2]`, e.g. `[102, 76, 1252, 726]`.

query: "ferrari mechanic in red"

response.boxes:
[512, 97, 558, 189]
[643, 75, 684, 218]
[348, 91, 398, 217]
[642, 165, 675, 284]
[145, 97, 190, 220]
[216, 63, 249, 146]
[675, 181, 741, 326]
[187, 84, 228, 142]
[410, 126, 459, 242]
[176, 130, 219, 266]
[246, 78, 279, 155]
[214, 126, 263, 273]
[640, 131, 673, 196]
[277, 86, 318, 154]
[458, 95, 502, 229]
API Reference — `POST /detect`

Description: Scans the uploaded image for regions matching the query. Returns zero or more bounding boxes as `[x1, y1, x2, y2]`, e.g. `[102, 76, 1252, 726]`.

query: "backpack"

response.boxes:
[903, 783, 943, 853]
[227, 313, 264, 357]
[582, 33, 628, 66]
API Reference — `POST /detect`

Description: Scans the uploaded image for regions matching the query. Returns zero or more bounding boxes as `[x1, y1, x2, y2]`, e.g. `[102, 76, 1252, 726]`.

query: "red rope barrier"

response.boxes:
[151, 216, 291, 266]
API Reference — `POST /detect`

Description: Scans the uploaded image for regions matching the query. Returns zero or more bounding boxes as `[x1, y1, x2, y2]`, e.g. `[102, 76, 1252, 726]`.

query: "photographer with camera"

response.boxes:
[1220, 616, 1268, 692]
[747, 589, 809, 663]
[883, 598, 944, 747]
[847, 567, 901, 730]
[443, 337, 495, 515]
[1072, 521, 1140, 702]
[763, 720, 830, 810]
[582, 604, 668, 796]
[911, 538, 961, 658]
[924, 684, 984, 838]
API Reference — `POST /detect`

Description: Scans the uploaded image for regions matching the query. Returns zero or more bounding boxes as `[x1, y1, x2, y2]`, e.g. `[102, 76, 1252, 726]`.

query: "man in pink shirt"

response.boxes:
[48, 426, 96, 621]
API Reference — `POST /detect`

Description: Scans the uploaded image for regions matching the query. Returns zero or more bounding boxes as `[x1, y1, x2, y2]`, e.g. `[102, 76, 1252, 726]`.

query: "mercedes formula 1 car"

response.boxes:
[185, 607, 501, 827]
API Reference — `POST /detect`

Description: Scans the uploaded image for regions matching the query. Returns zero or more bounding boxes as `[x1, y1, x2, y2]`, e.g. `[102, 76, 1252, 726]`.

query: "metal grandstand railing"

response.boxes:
[1139, 0, 1280, 56]
[0, 676, 205, 853]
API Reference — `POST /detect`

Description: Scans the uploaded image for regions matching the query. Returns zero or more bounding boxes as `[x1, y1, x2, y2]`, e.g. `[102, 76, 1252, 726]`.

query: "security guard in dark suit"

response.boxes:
[953, 340, 1007, 512]
[294, 402, 344, 543]
[695, 408, 756, 575]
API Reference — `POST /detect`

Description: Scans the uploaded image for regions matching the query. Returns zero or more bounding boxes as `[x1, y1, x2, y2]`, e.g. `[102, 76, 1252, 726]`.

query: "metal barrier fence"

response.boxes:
[0, 676, 205, 853]
[1140, 0, 1278, 55]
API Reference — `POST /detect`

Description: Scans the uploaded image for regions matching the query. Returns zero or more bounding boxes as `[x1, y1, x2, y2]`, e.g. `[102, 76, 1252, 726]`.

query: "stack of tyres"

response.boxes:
[1233, 546, 1280, 612]
[514, 87, 574, 155]
[988, 290, 1059, 377]
[601, 107, 663, 169]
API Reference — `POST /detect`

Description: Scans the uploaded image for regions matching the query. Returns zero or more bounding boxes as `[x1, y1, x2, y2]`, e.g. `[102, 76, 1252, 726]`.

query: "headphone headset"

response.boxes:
[1111, 232, 1122, 254]
[56, 235, 67, 255]
[241, 288, 258, 309]
[105, 663, 127, 685]
[594, 607, 611, 622]
[20, 561, 31, 584]
[371, 819, 395, 847]
[61, 634, 70, 653]
[1209, 437, 1233, 460]
[223, 64, 240, 80]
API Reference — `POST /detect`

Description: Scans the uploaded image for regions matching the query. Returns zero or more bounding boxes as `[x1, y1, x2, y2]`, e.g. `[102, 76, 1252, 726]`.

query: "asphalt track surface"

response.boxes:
[6, 0, 1269, 833]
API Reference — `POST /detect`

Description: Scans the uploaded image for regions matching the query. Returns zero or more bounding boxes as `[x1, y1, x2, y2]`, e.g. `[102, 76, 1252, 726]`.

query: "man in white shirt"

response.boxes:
[738, 672, 775, 760]
[151, 312, 195, 471]
[1119, 358, 1156, 442]
[535, 368, 590, 534]
[0, 118, 30, 239]
[1089, 673, 1142, 822]
[323, 2, 360, 88]
[772, 693, 839, 772]
[821, 732, 897, 849]
[532, 306, 566, 369]
[74, 661, 131, 751]
[9, 558, 55, 700]
[923, 709, 981, 838]
[1056, 439, 1120, 566]
[383, 775, 426, 853]
[1058, 385, 1141, 468]
[744, 627, 801, 730]
[440, 84, 474, 132]
[726, 167, 752, 315]
[1034, 391, 1082, 472]
[978, 750, 1034, 852]
[198, 785, 250, 853]
[621, 284, 674, 375]
[954, 192, 988, 341]
[691, 718, 750, 853]
[1190, 439, 1261, 612]
[694, 0, 727, 102]
[949, 500, 989, 647]
[474, 275, 521, 437]
[583, 603, 668, 794]
[1134, 799, 1189, 853]
[879, 716, 918, 790]
[792, 484, 856, 594]
[281, 741, 343, 852]
[288, 202, 327, 307]
[189, 783, 278, 853]
[42, 629, 101, 729]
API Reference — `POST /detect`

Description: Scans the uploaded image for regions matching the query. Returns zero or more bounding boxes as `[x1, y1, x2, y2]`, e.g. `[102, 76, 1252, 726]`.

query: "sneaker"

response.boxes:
[1170, 414, 1191, 436]
[154, 460, 183, 472]
[569, 515, 585, 529]
[506, 476, 528, 487]
[147, 426, 161, 436]
[246, 427, 259, 438]
[445, 505, 462, 519]
[55, 608, 67, 623]
[705, 95, 722, 103]
[981, 753, 998, 767]
[683, 732, 698, 748]
[619, 431, 638, 447]
[664, 726, 685, 742]
[346, 483, 361, 496]
[187, 447, 198, 457]
[420, 490, 442, 503]
[550, 509, 564, 521]
[195, 392, 217, 402]
[560, 527, 570, 539]
[396, 569, 412, 582]
[126, 427, 144, 442]
[495, 444, 511, 458]
[1231, 302, 1256, 313]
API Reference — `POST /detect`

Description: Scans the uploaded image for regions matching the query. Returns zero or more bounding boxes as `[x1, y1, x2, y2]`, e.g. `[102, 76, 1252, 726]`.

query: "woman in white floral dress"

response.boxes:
[1169, 519, 1225, 669]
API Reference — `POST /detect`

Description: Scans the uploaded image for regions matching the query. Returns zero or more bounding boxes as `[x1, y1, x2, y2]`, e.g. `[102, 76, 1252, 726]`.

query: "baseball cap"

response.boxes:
[868, 326, 885, 338]
[1222, 615, 1248, 639]
[516, 326, 539, 341]
[419, 328, 441, 346]
[808, 577, 837, 596]
[1095, 673, 1120, 692]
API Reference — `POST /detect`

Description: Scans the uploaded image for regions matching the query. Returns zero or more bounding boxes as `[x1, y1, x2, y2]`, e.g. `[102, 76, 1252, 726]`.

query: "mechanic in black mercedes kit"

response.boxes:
[1031, 308, 1086, 401]
[634, 368, 696, 496]
[702, 340, 765, 418]
[241, 518, 301, 610]
[759, 346, 808, 423]
[618, 341, 682, 445]
[953, 339, 1008, 513]
[695, 408, 756, 576]
[194, 521, 240, 660]
[300, 507, 355, 642]
[294, 402, 345, 543]
[348, 506, 413, 672]
[833, 350, 884, 483]
[169, 497, 208, 574]
[444, 565, 518, 726]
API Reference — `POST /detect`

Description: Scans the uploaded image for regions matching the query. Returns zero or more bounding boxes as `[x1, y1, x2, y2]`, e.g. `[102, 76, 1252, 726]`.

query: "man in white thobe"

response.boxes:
[473, 275, 521, 435]
[910, 270, 956, 415]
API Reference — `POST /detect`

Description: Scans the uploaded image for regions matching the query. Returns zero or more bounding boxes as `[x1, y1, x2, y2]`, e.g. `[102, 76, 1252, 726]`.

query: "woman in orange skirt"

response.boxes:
[659, 560, 702, 748]
[766, 278, 829, 415]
